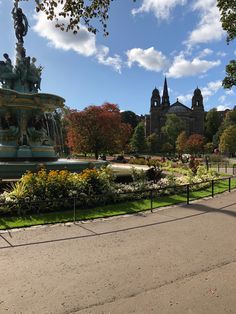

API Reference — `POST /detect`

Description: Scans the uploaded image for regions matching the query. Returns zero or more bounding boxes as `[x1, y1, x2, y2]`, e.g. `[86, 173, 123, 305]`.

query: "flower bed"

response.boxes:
[0, 164, 220, 217]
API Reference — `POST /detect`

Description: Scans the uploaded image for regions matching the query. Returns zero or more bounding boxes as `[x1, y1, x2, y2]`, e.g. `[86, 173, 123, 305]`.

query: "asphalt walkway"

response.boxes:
[1, 191, 236, 313]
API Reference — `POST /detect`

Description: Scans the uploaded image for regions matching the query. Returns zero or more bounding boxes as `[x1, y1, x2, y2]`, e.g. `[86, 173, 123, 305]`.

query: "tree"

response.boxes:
[176, 131, 187, 155]
[161, 114, 184, 151]
[66, 103, 132, 158]
[130, 122, 146, 153]
[222, 60, 236, 89]
[185, 134, 205, 154]
[161, 142, 174, 154]
[214, 109, 236, 145]
[219, 125, 236, 155]
[204, 142, 214, 154]
[205, 108, 222, 141]
[217, 1, 236, 89]
[120, 110, 139, 130]
[30, 0, 113, 35]
[217, 1, 236, 44]
[146, 133, 159, 154]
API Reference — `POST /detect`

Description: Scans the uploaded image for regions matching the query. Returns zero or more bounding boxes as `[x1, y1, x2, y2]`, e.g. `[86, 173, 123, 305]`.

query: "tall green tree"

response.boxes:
[130, 122, 146, 153]
[205, 108, 222, 141]
[214, 109, 236, 145]
[219, 125, 236, 155]
[176, 131, 187, 154]
[146, 133, 159, 154]
[161, 114, 184, 151]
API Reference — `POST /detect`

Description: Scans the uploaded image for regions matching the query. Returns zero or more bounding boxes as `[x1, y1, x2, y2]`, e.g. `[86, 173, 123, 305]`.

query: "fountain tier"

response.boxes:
[0, 88, 64, 161]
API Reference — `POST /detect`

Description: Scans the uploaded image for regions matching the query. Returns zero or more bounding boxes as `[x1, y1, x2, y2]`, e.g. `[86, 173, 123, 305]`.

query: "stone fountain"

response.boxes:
[0, 1, 107, 178]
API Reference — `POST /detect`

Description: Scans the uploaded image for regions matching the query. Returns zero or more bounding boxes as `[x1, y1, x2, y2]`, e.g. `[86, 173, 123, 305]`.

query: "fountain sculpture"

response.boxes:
[0, 1, 107, 178]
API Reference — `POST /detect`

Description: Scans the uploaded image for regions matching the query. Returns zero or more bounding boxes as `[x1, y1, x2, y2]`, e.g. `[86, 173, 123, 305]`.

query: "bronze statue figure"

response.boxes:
[12, 5, 28, 44]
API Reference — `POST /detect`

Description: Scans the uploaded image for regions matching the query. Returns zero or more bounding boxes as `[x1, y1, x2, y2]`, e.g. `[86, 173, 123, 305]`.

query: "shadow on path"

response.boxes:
[1, 198, 236, 250]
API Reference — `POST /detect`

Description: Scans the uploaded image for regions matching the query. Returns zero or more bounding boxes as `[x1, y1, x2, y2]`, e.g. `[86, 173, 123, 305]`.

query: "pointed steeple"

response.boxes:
[162, 77, 170, 107]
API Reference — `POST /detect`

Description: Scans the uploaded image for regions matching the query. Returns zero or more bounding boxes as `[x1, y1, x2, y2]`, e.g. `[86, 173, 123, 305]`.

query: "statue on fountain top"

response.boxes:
[0, 1, 42, 93]
[12, 5, 28, 44]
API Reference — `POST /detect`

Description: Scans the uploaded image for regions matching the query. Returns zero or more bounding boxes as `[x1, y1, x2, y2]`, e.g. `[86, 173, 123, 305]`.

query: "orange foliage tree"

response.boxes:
[66, 103, 132, 158]
[185, 134, 205, 154]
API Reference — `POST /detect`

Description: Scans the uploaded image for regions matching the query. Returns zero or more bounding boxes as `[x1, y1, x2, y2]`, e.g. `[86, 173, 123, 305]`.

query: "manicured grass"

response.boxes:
[0, 178, 235, 230]
[189, 178, 236, 201]
[0, 193, 187, 230]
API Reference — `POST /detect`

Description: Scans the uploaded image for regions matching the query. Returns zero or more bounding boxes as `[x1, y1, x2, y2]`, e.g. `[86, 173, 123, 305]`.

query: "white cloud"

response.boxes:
[217, 51, 227, 57]
[132, 0, 186, 20]
[177, 93, 193, 103]
[186, 0, 225, 46]
[177, 80, 222, 105]
[33, 12, 96, 57]
[126, 47, 168, 72]
[33, 12, 122, 72]
[197, 48, 213, 58]
[217, 105, 231, 111]
[96, 47, 122, 73]
[218, 95, 226, 103]
[166, 54, 221, 78]
[201, 80, 222, 98]
[225, 89, 235, 95]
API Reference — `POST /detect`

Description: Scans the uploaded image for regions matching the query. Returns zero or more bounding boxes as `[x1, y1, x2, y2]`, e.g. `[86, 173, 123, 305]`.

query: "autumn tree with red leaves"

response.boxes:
[185, 134, 205, 154]
[66, 103, 132, 159]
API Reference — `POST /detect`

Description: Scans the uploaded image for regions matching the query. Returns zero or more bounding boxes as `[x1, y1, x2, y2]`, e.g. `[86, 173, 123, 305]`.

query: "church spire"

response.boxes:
[162, 77, 170, 107]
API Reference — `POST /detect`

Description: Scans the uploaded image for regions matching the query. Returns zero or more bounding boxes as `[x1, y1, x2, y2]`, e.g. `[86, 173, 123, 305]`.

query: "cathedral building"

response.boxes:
[145, 78, 205, 138]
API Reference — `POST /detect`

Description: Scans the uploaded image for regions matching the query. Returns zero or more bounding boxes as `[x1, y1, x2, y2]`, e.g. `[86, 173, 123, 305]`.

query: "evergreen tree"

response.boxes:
[176, 131, 187, 154]
[205, 109, 222, 141]
[146, 133, 159, 154]
[130, 122, 146, 153]
[161, 114, 184, 151]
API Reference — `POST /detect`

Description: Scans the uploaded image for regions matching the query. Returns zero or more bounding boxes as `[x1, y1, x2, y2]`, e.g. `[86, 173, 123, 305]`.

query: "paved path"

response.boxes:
[1, 191, 236, 313]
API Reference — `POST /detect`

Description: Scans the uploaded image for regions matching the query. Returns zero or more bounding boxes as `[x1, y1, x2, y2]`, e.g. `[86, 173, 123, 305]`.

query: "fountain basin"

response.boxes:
[0, 159, 109, 179]
[0, 88, 64, 161]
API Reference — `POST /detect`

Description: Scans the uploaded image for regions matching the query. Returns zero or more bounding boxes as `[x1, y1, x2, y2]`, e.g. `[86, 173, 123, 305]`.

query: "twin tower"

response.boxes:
[145, 78, 205, 138]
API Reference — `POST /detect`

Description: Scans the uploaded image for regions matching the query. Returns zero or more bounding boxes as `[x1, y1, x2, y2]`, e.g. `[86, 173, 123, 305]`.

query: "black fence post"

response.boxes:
[150, 190, 153, 212]
[73, 197, 76, 223]
[229, 177, 231, 192]
[186, 184, 190, 205]
[218, 163, 220, 172]
[212, 180, 214, 198]
[225, 163, 227, 173]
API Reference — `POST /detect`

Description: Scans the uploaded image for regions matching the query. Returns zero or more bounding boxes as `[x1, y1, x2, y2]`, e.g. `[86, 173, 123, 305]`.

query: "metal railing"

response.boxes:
[0, 175, 235, 221]
[205, 162, 236, 175]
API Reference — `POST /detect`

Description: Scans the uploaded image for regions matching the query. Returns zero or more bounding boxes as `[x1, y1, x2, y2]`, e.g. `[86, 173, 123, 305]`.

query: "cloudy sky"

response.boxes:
[0, 0, 235, 114]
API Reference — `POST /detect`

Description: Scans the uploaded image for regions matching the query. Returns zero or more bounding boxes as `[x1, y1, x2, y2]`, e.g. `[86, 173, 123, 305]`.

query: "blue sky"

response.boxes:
[0, 0, 235, 114]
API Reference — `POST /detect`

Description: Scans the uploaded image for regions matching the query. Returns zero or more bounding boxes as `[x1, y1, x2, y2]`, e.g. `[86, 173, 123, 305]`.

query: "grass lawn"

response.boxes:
[0, 194, 186, 230]
[0, 178, 235, 230]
